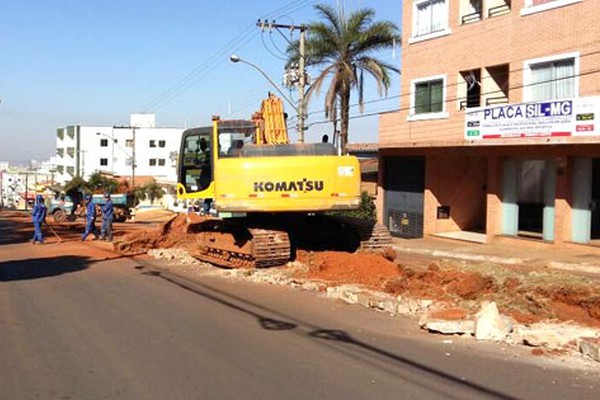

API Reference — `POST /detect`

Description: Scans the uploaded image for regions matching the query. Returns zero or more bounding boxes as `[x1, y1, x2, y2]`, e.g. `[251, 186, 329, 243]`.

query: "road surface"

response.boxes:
[0, 216, 598, 399]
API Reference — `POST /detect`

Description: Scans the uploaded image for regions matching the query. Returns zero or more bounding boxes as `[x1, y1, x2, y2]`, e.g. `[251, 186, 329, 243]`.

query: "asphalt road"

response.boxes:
[1, 245, 598, 400]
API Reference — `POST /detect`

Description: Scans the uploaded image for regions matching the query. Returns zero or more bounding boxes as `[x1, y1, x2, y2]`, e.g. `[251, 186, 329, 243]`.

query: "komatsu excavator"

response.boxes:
[176, 93, 391, 268]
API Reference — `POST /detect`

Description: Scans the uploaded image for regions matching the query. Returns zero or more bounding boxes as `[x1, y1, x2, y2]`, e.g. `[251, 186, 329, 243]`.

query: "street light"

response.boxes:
[230, 54, 305, 142]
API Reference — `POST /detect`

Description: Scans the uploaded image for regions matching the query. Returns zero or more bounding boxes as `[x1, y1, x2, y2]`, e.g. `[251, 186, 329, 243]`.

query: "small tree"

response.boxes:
[144, 180, 164, 204]
[88, 172, 118, 194]
[133, 179, 165, 204]
[64, 176, 90, 213]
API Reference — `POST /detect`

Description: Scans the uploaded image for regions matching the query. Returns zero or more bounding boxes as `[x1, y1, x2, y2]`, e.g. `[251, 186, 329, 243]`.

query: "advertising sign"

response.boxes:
[465, 96, 599, 140]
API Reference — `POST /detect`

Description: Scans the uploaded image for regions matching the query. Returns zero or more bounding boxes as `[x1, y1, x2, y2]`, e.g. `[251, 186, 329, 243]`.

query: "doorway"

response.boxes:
[502, 159, 556, 241]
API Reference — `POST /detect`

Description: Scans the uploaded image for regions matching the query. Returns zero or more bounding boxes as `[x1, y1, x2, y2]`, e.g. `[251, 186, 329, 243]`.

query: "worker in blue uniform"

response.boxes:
[100, 193, 114, 241]
[31, 194, 47, 244]
[81, 194, 100, 241]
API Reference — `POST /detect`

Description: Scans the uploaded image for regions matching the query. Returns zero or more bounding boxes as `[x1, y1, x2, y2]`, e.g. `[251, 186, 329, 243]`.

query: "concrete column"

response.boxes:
[423, 154, 438, 236]
[554, 156, 570, 245]
[485, 156, 502, 242]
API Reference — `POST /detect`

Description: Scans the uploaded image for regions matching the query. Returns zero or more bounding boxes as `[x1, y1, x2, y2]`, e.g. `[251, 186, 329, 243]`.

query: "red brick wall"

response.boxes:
[380, 0, 600, 148]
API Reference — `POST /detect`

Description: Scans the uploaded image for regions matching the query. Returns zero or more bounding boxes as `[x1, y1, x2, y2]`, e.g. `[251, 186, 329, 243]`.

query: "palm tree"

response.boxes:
[288, 4, 400, 154]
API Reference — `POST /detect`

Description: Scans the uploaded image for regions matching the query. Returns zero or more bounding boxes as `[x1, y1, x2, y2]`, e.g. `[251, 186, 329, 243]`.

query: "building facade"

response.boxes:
[55, 114, 184, 186]
[378, 0, 600, 246]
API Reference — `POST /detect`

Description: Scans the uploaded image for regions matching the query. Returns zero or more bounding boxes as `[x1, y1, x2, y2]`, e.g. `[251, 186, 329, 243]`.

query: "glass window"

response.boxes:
[180, 133, 212, 193]
[149, 140, 156, 148]
[149, 159, 157, 166]
[100, 158, 108, 166]
[158, 159, 165, 166]
[159, 140, 166, 148]
[415, 0, 447, 37]
[125, 140, 134, 148]
[100, 139, 108, 147]
[414, 79, 444, 114]
[529, 58, 575, 101]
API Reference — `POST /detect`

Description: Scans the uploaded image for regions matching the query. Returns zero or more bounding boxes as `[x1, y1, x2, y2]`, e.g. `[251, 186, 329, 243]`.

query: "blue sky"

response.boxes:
[0, 0, 402, 163]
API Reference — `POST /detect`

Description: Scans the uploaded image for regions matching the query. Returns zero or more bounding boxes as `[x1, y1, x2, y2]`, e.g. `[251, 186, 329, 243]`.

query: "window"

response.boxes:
[100, 138, 108, 147]
[159, 140, 166, 148]
[126, 139, 134, 148]
[411, 0, 449, 42]
[409, 75, 448, 120]
[158, 159, 166, 166]
[149, 159, 157, 166]
[415, 79, 443, 113]
[524, 54, 578, 101]
[100, 158, 108, 166]
[521, 0, 581, 16]
[126, 159, 133, 166]
[149, 140, 156, 148]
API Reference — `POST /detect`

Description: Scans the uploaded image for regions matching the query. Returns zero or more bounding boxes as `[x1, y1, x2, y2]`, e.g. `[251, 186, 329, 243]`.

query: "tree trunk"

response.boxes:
[340, 86, 351, 155]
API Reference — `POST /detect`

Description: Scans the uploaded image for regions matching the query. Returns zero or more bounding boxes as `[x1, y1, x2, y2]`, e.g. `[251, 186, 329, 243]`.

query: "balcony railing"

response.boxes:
[486, 96, 509, 106]
[461, 11, 482, 24]
[56, 148, 64, 157]
[489, 2, 511, 17]
[66, 166, 75, 176]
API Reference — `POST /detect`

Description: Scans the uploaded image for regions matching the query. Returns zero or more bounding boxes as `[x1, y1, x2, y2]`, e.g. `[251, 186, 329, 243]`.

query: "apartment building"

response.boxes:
[55, 114, 184, 186]
[378, 0, 600, 246]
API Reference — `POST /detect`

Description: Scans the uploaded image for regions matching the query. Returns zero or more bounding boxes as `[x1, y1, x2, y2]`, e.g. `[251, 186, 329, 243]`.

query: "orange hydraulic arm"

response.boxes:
[253, 93, 289, 145]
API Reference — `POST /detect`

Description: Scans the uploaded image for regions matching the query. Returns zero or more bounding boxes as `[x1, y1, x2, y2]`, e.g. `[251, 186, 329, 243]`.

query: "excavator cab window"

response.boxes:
[180, 132, 212, 193]
[218, 129, 254, 158]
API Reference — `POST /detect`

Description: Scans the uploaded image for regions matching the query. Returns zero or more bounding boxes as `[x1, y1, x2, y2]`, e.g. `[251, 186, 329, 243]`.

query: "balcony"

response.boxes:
[66, 166, 75, 176]
[56, 148, 65, 157]
[66, 147, 75, 158]
[488, 0, 511, 17]
[56, 128, 64, 140]
[66, 126, 76, 139]
[56, 166, 64, 174]
[458, 64, 510, 111]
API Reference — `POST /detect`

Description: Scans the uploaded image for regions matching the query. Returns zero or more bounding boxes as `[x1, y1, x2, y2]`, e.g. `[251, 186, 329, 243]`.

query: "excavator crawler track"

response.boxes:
[191, 221, 291, 268]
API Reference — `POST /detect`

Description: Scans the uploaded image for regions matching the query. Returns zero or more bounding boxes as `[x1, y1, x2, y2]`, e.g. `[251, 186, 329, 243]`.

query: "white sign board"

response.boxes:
[465, 96, 599, 140]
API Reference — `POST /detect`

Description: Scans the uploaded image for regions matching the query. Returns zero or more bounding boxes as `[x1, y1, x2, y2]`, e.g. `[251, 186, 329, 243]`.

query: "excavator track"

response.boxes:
[322, 215, 394, 252]
[191, 222, 291, 268]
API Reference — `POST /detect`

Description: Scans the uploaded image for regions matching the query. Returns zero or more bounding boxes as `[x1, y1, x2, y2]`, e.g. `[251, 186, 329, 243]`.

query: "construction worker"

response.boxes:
[100, 193, 114, 241]
[81, 194, 100, 241]
[30, 194, 47, 244]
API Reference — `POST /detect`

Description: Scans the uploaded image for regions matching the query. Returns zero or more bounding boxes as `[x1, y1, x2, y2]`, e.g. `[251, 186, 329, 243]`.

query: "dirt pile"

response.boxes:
[112, 213, 600, 328]
[294, 252, 600, 328]
[114, 214, 196, 255]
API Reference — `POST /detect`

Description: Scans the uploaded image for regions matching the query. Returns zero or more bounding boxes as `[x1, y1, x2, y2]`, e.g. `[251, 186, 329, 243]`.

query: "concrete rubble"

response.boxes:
[148, 248, 600, 363]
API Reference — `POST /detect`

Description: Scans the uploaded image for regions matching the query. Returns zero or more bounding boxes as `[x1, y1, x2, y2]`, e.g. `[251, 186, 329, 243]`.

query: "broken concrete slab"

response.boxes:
[578, 337, 600, 362]
[513, 323, 600, 349]
[420, 318, 475, 335]
[474, 301, 513, 341]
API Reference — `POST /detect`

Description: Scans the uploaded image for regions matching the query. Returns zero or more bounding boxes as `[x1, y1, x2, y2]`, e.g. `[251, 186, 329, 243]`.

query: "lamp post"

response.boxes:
[230, 54, 305, 142]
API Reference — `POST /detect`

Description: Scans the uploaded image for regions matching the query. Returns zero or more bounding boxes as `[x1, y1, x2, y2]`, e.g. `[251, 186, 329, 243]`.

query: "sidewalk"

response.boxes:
[392, 235, 600, 277]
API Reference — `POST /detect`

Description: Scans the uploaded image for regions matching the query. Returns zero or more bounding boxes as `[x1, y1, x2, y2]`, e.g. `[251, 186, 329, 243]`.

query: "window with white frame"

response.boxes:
[414, 78, 445, 114]
[413, 0, 448, 37]
[525, 54, 577, 101]
[521, 0, 581, 16]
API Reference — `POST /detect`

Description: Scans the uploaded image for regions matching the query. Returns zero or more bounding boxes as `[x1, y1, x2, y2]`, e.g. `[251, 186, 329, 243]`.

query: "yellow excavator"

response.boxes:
[176, 94, 391, 268]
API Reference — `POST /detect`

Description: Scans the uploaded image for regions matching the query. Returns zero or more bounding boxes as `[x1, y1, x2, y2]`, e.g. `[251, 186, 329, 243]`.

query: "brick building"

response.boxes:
[378, 0, 600, 246]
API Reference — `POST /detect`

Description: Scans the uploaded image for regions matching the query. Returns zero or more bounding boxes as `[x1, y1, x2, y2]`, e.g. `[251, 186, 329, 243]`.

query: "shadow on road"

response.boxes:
[140, 266, 519, 400]
[0, 256, 90, 282]
[0, 215, 32, 245]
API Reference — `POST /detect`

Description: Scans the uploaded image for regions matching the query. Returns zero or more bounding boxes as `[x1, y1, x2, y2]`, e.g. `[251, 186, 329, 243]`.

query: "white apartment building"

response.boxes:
[55, 114, 184, 186]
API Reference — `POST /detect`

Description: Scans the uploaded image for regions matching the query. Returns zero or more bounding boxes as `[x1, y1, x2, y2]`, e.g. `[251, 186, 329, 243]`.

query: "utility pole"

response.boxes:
[131, 126, 136, 188]
[257, 20, 308, 142]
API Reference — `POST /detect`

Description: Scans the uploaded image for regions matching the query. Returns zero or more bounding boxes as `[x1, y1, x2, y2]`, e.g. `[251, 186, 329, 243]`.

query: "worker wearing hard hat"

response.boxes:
[30, 194, 47, 244]
[100, 193, 114, 242]
[81, 194, 100, 241]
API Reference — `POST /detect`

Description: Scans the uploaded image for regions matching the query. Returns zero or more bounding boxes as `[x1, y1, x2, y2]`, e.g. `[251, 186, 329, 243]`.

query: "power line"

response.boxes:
[142, 0, 315, 112]
[303, 46, 600, 120]
[307, 68, 600, 128]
